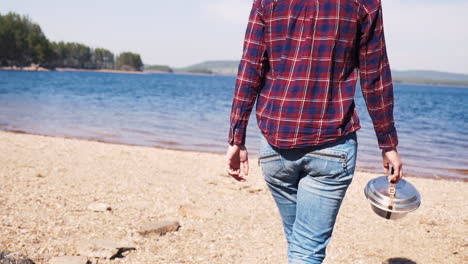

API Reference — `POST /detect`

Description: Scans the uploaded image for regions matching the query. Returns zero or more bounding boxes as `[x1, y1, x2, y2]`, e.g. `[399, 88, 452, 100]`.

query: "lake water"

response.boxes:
[0, 71, 467, 181]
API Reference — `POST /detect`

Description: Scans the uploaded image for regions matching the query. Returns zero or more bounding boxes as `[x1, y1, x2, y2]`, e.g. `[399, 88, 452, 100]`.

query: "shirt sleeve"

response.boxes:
[358, 0, 398, 151]
[228, 0, 268, 145]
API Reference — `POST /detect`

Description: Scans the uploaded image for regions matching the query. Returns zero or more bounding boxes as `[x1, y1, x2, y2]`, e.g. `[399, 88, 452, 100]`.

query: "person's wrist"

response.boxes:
[231, 138, 245, 146]
[382, 147, 397, 153]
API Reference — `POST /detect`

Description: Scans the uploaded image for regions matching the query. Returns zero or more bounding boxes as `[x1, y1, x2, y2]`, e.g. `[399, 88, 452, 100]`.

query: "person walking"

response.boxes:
[226, 0, 403, 263]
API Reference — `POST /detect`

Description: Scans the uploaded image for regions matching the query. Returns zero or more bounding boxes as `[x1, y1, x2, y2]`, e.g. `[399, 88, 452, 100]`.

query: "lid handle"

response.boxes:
[385, 167, 396, 219]
[388, 166, 396, 209]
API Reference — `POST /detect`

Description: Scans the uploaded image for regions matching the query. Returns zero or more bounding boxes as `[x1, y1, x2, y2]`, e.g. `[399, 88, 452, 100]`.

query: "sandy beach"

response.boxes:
[0, 131, 466, 264]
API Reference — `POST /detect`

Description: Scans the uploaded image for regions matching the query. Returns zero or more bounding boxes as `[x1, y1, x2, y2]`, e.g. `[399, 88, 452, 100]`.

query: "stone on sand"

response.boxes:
[138, 220, 181, 236]
[0, 252, 35, 264]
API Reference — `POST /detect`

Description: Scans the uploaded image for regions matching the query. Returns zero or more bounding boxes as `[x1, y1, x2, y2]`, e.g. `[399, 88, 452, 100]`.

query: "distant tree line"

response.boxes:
[0, 12, 143, 71]
[145, 64, 173, 73]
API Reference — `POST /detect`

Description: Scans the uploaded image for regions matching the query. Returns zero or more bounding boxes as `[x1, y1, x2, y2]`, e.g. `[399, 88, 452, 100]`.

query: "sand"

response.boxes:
[0, 131, 466, 264]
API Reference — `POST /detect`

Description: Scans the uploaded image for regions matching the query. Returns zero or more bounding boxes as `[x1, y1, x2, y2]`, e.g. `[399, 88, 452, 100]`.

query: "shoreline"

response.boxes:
[1, 67, 467, 88]
[0, 130, 466, 264]
[55, 68, 145, 75]
[0, 66, 145, 75]
[0, 129, 466, 182]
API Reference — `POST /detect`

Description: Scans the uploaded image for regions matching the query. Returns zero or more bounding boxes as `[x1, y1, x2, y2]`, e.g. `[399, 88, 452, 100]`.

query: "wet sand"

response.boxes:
[0, 131, 466, 264]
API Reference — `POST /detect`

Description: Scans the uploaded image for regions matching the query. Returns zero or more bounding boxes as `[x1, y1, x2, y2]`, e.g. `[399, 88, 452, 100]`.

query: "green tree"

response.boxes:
[0, 12, 144, 70]
[50, 42, 93, 69]
[0, 13, 27, 66]
[0, 12, 52, 67]
[116, 52, 143, 71]
[94, 48, 114, 69]
[27, 23, 53, 65]
[68, 42, 92, 69]
[50, 41, 67, 68]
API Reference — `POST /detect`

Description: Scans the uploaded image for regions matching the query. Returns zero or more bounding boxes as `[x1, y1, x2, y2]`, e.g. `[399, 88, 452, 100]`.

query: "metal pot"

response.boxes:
[364, 176, 421, 220]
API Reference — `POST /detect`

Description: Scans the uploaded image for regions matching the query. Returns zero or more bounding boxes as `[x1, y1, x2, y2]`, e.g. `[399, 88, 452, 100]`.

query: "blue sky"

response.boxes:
[2, 0, 468, 74]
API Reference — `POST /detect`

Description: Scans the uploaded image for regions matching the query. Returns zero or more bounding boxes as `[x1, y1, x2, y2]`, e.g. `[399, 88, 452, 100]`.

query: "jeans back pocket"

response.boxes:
[259, 154, 287, 185]
[304, 149, 349, 178]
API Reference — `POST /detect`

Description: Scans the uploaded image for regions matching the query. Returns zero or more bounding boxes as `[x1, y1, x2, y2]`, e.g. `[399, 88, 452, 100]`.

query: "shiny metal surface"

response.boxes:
[364, 176, 421, 220]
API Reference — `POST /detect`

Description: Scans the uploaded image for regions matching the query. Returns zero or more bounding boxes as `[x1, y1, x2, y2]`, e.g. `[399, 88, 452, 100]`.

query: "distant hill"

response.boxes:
[392, 70, 468, 81]
[391, 70, 468, 86]
[177, 60, 468, 87]
[176, 61, 239, 75]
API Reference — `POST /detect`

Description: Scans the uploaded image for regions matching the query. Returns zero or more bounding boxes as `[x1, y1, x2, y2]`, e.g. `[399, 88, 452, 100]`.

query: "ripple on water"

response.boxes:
[0, 71, 466, 181]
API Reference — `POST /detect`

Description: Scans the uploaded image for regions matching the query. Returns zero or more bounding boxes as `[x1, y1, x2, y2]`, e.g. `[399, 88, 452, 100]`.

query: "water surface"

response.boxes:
[0, 71, 466, 180]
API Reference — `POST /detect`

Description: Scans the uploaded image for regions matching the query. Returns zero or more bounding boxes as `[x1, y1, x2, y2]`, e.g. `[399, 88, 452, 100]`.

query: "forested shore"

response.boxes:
[0, 12, 143, 72]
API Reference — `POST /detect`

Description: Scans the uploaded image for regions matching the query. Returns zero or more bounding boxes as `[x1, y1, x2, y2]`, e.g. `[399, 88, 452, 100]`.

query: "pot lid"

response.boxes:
[364, 176, 421, 213]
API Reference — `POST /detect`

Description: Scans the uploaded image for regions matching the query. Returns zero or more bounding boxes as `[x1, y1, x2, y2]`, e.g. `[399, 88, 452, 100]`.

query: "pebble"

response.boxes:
[138, 220, 181, 236]
[248, 188, 263, 194]
[49, 256, 89, 264]
[382, 258, 417, 264]
[0, 252, 35, 264]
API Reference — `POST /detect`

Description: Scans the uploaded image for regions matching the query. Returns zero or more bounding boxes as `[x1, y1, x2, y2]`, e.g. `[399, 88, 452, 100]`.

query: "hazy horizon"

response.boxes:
[2, 0, 468, 74]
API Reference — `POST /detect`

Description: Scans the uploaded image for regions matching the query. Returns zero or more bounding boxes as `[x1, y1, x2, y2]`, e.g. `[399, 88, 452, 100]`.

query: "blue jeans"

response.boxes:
[259, 133, 358, 264]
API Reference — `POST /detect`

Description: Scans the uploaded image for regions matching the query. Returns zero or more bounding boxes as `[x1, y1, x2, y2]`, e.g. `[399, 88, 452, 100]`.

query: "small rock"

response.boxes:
[248, 188, 263, 194]
[178, 205, 212, 219]
[87, 203, 111, 212]
[36, 173, 46, 178]
[382, 258, 417, 264]
[0, 252, 35, 264]
[138, 220, 180, 236]
[49, 256, 89, 264]
[77, 239, 135, 259]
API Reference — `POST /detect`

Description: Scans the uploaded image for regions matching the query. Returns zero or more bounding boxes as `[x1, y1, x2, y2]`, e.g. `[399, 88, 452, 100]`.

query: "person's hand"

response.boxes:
[226, 144, 249, 182]
[382, 149, 403, 183]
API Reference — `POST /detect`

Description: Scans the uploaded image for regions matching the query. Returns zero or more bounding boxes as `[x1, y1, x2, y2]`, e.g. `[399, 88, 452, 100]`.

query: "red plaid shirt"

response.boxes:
[229, 0, 398, 150]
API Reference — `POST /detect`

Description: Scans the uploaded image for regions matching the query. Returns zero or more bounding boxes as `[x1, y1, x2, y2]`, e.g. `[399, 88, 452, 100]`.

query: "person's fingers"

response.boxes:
[390, 166, 400, 183]
[226, 144, 248, 182]
[238, 146, 249, 179]
[396, 162, 403, 182]
[226, 167, 240, 176]
[383, 160, 390, 174]
[241, 159, 249, 177]
[234, 175, 246, 182]
[388, 161, 403, 183]
[228, 168, 246, 182]
[226, 158, 240, 174]
[226, 147, 240, 176]
[226, 160, 246, 181]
